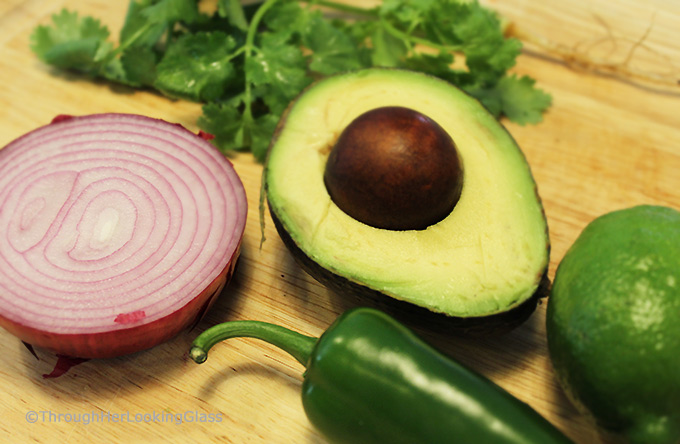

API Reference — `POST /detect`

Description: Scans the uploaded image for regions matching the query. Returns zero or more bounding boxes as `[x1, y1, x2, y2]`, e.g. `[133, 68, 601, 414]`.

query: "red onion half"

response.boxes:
[0, 114, 247, 358]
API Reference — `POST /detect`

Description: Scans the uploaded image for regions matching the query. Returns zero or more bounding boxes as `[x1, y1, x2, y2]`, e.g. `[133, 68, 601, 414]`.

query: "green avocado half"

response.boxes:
[265, 69, 549, 328]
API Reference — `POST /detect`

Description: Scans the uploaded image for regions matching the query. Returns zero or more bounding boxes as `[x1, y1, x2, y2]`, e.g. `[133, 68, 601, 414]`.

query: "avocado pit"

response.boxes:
[323, 106, 463, 231]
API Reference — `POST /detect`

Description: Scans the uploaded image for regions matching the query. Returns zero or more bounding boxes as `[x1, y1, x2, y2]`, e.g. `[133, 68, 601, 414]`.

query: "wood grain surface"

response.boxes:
[1, 1, 678, 443]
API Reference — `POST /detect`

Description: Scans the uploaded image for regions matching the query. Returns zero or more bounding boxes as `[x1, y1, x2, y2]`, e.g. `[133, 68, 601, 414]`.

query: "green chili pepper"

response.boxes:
[190, 307, 573, 444]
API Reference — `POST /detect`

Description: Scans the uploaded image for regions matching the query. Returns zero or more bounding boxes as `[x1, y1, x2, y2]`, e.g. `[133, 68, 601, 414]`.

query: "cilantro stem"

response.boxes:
[244, 0, 277, 61]
[241, 0, 279, 143]
[109, 21, 154, 59]
[379, 18, 465, 54]
[224, 45, 247, 63]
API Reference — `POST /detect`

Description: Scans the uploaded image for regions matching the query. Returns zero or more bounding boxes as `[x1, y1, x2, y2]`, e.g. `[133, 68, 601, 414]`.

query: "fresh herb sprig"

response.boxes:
[31, 0, 552, 161]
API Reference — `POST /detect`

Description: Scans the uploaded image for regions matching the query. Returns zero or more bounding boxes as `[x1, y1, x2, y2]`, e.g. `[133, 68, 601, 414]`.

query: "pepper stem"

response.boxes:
[189, 321, 317, 368]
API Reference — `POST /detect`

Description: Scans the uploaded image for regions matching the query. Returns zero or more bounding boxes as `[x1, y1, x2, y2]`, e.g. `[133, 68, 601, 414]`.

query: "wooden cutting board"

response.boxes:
[1, 1, 678, 443]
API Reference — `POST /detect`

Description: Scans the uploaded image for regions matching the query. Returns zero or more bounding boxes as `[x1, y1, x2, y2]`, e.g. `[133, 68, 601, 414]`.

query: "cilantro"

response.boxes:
[246, 33, 311, 115]
[468, 74, 553, 125]
[31, 9, 110, 73]
[217, 0, 248, 31]
[30, 0, 552, 161]
[302, 14, 364, 74]
[140, 0, 200, 25]
[199, 101, 248, 154]
[154, 31, 239, 101]
[120, 46, 157, 87]
[119, 1, 169, 50]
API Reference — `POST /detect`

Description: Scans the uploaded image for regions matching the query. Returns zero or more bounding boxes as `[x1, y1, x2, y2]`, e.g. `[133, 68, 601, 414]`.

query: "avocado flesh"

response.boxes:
[265, 69, 549, 318]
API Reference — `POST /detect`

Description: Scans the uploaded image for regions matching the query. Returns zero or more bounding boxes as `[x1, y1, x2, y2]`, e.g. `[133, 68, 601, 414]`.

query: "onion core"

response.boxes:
[0, 114, 247, 358]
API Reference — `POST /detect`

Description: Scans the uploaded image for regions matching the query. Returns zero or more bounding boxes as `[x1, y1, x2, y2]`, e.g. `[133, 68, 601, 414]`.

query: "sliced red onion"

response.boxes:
[0, 114, 247, 358]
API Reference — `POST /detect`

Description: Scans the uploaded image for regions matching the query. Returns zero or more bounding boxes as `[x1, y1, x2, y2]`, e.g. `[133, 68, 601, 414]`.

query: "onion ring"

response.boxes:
[0, 114, 247, 358]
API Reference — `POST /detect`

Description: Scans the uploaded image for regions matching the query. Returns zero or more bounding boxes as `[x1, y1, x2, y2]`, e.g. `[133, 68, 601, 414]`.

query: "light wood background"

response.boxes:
[1, 1, 679, 443]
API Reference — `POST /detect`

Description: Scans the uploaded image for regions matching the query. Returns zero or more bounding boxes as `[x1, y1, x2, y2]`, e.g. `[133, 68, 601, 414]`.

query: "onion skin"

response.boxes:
[0, 114, 247, 359]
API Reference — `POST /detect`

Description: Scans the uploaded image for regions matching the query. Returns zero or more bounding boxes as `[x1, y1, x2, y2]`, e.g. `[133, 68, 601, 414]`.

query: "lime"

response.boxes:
[547, 205, 680, 444]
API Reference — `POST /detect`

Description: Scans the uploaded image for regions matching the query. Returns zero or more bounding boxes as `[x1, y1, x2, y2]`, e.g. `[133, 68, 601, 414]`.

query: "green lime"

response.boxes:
[547, 205, 680, 444]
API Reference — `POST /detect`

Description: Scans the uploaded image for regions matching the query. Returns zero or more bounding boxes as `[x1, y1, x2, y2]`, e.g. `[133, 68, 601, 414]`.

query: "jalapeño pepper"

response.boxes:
[190, 307, 572, 444]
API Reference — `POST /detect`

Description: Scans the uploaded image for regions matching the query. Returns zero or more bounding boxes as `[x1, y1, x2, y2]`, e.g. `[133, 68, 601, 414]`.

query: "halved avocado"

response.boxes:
[265, 68, 549, 330]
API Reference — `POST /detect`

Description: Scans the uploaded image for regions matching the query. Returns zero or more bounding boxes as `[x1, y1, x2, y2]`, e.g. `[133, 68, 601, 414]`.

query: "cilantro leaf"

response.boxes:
[302, 14, 364, 74]
[199, 101, 248, 153]
[30, 9, 110, 72]
[246, 33, 312, 115]
[141, 0, 199, 25]
[250, 113, 280, 162]
[403, 51, 457, 81]
[380, 0, 438, 26]
[154, 31, 238, 101]
[119, 0, 169, 49]
[467, 74, 552, 124]
[495, 74, 552, 125]
[263, 1, 310, 38]
[464, 86, 503, 118]
[371, 25, 408, 67]
[99, 57, 130, 84]
[198, 101, 278, 162]
[451, 6, 521, 84]
[120, 46, 157, 86]
[217, 0, 248, 31]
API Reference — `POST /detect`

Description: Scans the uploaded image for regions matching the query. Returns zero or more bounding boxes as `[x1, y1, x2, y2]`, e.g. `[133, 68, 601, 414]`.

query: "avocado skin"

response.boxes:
[269, 208, 550, 335]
